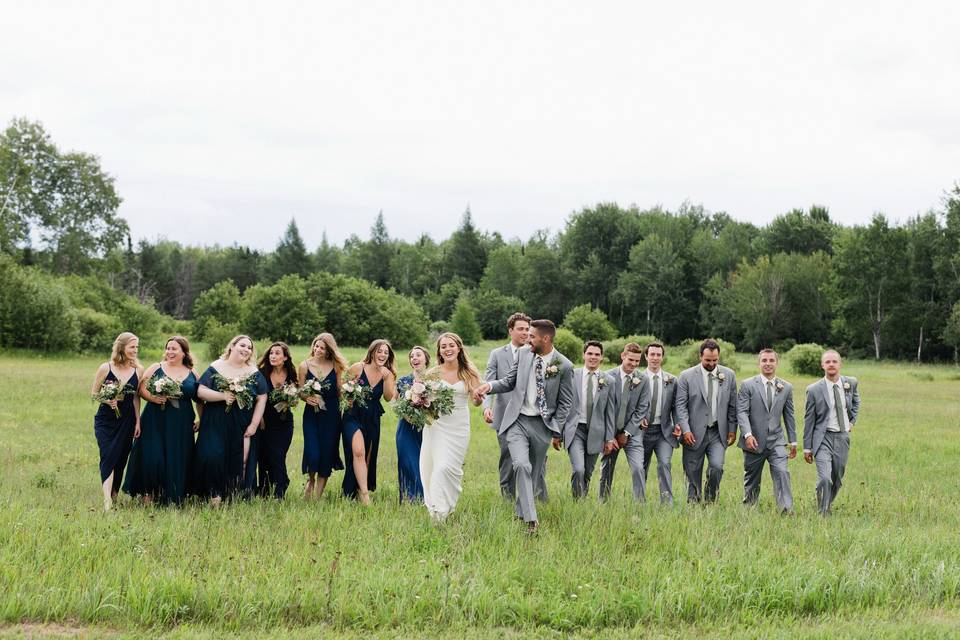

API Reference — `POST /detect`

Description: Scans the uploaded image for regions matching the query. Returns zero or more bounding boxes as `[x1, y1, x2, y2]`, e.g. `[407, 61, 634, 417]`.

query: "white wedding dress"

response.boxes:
[420, 380, 471, 522]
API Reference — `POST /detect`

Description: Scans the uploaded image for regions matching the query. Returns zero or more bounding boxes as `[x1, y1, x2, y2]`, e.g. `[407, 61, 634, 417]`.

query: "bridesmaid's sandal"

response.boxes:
[210, 496, 222, 508]
[103, 498, 113, 512]
[359, 491, 372, 506]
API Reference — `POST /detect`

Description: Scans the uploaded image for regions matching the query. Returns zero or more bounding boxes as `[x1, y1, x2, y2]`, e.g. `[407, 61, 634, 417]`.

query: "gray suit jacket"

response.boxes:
[736, 375, 796, 453]
[603, 367, 651, 441]
[802, 376, 861, 454]
[675, 364, 738, 452]
[563, 367, 613, 454]
[483, 344, 515, 432]
[644, 370, 679, 447]
[488, 346, 575, 438]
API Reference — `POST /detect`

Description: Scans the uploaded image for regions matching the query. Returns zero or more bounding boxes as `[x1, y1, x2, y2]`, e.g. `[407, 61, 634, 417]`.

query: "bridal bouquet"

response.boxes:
[93, 380, 136, 418]
[270, 382, 301, 414]
[298, 377, 330, 413]
[339, 373, 371, 413]
[211, 372, 258, 413]
[151, 375, 183, 410]
[393, 376, 455, 431]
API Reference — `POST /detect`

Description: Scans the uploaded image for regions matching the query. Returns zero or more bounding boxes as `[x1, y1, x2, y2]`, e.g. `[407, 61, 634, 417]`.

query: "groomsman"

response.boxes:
[676, 339, 738, 503]
[639, 342, 682, 505]
[598, 342, 651, 501]
[803, 350, 860, 515]
[562, 341, 613, 498]
[474, 319, 574, 533]
[737, 349, 796, 513]
[483, 312, 537, 500]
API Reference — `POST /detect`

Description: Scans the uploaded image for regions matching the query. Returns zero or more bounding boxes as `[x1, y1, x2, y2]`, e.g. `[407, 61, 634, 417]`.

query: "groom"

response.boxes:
[474, 319, 574, 533]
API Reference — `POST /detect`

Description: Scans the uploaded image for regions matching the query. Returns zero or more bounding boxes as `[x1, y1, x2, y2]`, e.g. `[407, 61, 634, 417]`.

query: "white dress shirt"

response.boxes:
[521, 348, 555, 417]
[700, 365, 720, 420]
[825, 377, 849, 433]
[645, 368, 663, 424]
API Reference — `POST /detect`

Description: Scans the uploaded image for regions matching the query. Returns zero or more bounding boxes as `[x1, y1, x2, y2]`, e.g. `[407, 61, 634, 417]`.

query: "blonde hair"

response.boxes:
[310, 332, 349, 378]
[363, 339, 397, 377]
[434, 332, 482, 392]
[221, 334, 256, 365]
[111, 332, 141, 368]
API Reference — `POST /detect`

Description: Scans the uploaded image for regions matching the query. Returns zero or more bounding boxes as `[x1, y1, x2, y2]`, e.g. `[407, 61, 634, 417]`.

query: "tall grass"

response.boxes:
[0, 345, 958, 637]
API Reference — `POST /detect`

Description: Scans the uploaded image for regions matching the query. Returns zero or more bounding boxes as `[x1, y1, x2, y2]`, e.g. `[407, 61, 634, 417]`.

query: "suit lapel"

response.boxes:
[818, 379, 831, 414]
[697, 366, 710, 405]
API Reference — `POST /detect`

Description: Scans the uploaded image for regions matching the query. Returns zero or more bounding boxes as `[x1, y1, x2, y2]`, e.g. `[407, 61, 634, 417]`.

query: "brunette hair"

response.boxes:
[758, 348, 778, 360]
[309, 332, 349, 377]
[409, 345, 431, 368]
[221, 334, 256, 365]
[507, 312, 532, 330]
[529, 319, 556, 340]
[699, 339, 721, 355]
[363, 339, 397, 377]
[258, 341, 298, 383]
[644, 342, 664, 356]
[111, 332, 141, 368]
[583, 340, 604, 354]
[434, 332, 483, 392]
[166, 335, 194, 368]
[622, 342, 643, 355]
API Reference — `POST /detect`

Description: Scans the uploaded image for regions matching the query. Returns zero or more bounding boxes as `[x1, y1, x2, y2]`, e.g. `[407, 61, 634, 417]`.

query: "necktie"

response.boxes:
[535, 356, 547, 418]
[650, 374, 660, 423]
[585, 372, 595, 425]
[766, 381, 774, 411]
[616, 375, 630, 429]
[707, 372, 716, 424]
[833, 383, 845, 432]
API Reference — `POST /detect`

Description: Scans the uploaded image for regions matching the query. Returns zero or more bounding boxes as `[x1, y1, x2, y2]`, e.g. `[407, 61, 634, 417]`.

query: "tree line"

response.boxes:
[3, 117, 960, 361]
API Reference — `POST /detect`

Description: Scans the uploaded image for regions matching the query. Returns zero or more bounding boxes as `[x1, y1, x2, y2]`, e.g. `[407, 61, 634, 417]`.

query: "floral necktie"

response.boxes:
[535, 356, 547, 418]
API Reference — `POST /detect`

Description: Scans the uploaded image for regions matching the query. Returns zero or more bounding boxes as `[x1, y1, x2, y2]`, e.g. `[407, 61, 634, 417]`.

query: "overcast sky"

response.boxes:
[4, 1, 959, 250]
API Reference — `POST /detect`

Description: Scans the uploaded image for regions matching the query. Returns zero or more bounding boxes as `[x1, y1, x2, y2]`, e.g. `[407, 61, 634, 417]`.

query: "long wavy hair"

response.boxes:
[434, 332, 482, 392]
[363, 339, 397, 377]
[165, 335, 194, 368]
[258, 341, 298, 384]
[221, 334, 256, 365]
[111, 332, 141, 368]
[309, 332, 349, 378]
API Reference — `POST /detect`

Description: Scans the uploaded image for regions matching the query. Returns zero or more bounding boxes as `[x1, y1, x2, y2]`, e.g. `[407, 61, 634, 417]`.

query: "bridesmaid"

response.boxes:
[342, 339, 397, 504]
[257, 341, 297, 499]
[194, 335, 268, 505]
[396, 346, 429, 503]
[124, 336, 200, 506]
[299, 333, 348, 499]
[90, 332, 143, 511]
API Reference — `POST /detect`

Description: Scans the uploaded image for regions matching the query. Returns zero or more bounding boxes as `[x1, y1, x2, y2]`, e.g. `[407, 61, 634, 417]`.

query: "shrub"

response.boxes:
[204, 320, 242, 361]
[428, 321, 451, 342]
[0, 257, 80, 351]
[554, 328, 584, 364]
[470, 288, 525, 340]
[241, 275, 324, 344]
[678, 338, 740, 373]
[192, 280, 242, 336]
[562, 304, 617, 341]
[75, 307, 122, 352]
[449, 296, 481, 345]
[602, 335, 660, 366]
[786, 343, 825, 377]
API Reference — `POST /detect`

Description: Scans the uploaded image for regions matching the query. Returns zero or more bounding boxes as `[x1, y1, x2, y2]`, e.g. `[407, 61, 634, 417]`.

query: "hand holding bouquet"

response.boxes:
[151, 375, 183, 410]
[93, 381, 136, 418]
[339, 373, 371, 413]
[270, 382, 301, 414]
[393, 375, 455, 431]
[297, 377, 330, 413]
[211, 373, 257, 413]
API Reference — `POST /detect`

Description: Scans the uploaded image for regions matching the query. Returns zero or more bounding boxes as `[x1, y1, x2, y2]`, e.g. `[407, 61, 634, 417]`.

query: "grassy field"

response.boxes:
[1, 342, 959, 638]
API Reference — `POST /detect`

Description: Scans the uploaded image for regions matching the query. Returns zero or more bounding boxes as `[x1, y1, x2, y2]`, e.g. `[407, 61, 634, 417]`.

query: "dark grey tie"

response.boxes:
[585, 372, 596, 425]
[766, 381, 774, 411]
[833, 384, 845, 431]
[650, 374, 660, 423]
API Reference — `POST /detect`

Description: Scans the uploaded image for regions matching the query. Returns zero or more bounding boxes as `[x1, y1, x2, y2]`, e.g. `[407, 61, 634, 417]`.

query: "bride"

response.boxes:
[420, 332, 483, 522]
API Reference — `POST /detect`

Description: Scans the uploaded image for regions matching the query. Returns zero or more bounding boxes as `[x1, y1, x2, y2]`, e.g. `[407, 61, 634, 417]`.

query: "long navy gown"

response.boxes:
[301, 368, 343, 479]
[341, 369, 384, 500]
[193, 367, 268, 500]
[395, 374, 424, 503]
[259, 375, 295, 499]
[93, 368, 138, 495]
[123, 368, 198, 505]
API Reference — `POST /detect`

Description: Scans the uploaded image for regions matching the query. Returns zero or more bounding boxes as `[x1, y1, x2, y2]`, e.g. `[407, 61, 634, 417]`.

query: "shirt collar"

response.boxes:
[646, 368, 661, 378]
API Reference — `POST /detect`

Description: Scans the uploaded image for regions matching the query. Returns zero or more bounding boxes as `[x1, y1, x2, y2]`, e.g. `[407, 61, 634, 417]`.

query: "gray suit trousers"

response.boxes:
[642, 427, 675, 505]
[506, 414, 552, 523]
[599, 435, 646, 502]
[815, 430, 850, 515]
[567, 423, 599, 499]
[682, 427, 726, 503]
[498, 428, 547, 502]
[743, 435, 793, 512]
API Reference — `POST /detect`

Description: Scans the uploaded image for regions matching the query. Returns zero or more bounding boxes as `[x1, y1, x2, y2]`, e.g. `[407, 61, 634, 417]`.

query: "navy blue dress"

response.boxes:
[259, 373, 296, 499]
[341, 369, 384, 500]
[193, 367, 268, 500]
[93, 368, 138, 495]
[395, 374, 424, 503]
[123, 368, 198, 505]
[301, 368, 343, 478]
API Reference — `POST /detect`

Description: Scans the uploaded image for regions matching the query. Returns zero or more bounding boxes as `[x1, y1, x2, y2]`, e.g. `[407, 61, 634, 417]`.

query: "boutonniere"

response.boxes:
[717, 372, 726, 384]
[596, 376, 608, 389]
[630, 373, 644, 388]
[544, 364, 560, 378]
[842, 381, 851, 391]
[776, 381, 785, 392]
